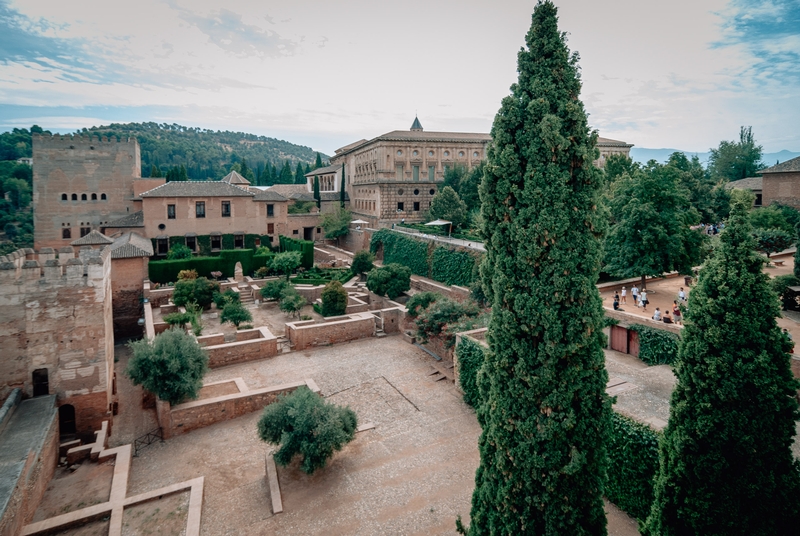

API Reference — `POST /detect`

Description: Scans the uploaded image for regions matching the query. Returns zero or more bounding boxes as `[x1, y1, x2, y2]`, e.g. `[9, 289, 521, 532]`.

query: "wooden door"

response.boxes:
[610, 326, 628, 353]
[628, 329, 640, 358]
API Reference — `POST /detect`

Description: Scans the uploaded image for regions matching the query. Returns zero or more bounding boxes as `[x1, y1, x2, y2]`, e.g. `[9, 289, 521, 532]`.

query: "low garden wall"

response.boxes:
[156, 378, 319, 439]
[410, 276, 470, 302]
[199, 327, 278, 368]
[286, 312, 376, 350]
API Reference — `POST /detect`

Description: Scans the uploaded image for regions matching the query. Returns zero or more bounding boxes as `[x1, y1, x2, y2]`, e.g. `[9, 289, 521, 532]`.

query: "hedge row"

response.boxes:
[606, 412, 662, 521]
[455, 337, 662, 522]
[279, 235, 314, 269]
[152, 234, 273, 257]
[630, 324, 680, 365]
[148, 249, 274, 283]
[292, 269, 354, 286]
[370, 229, 482, 286]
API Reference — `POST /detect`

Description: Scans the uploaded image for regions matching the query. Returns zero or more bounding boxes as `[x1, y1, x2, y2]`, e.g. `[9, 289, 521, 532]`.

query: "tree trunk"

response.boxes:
[641, 274, 647, 292]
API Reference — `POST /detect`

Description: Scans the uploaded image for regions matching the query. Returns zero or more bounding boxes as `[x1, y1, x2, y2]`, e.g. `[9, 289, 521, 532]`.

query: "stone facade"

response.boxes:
[33, 135, 141, 250]
[0, 247, 115, 438]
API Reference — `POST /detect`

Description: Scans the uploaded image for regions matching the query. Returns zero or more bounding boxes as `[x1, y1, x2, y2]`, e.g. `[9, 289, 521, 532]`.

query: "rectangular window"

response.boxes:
[157, 238, 168, 255]
[267, 204, 274, 217]
[412, 165, 419, 181]
[413, 202, 420, 211]
[755, 194, 763, 207]
[211, 235, 221, 250]
[234, 234, 244, 249]
[428, 165, 435, 181]
[292, 229, 299, 235]
[395, 165, 404, 181]
[221, 201, 231, 217]
[267, 223, 274, 234]
[316, 227, 322, 234]
[62, 228, 71, 239]
[397, 202, 404, 211]
[167, 204, 176, 219]
[80, 227, 90, 237]
[195, 202, 205, 218]
[186, 236, 196, 251]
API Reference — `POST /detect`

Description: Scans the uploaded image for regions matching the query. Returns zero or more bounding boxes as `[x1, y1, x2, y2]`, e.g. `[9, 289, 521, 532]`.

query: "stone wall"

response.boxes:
[762, 171, 800, 209]
[286, 312, 376, 350]
[410, 276, 471, 302]
[339, 228, 373, 254]
[157, 379, 319, 439]
[111, 256, 148, 338]
[0, 247, 114, 437]
[202, 327, 278, 369]
[33, 135, 141, 250]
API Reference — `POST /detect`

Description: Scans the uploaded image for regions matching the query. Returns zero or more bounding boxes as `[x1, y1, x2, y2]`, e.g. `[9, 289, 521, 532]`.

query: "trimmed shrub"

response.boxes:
[257, 386, 357, 474]
[415, 297, 480, 346]
[431, 246, 480, 286]
[173, 277, 219, 309]
[606, 413, 661, 522]
[279, 235, 314, 268]
[455, 336, 486, 408]
[321, 281, 348, 317]
[630, 324, 680, 365]
[162, 311, 194, 327]
[167, 243, 193, 260]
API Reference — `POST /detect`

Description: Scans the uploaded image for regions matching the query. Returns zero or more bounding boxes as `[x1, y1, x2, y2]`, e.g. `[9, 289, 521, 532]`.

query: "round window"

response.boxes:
[428, 150, 434, 157]
[458, 151, 465, 157]
[397, 150, 402, 156]
[412, 150, 418, 157]
[158, 223, 166, 230]
[398, 189, 404, 195]
[444, 151, 450, 157]
[473, 151, 479, 158]
[414, 189, 419, 195]
[429, 189, 435, 195]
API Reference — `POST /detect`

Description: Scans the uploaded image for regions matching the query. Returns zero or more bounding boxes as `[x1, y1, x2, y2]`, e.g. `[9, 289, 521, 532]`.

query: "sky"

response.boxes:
[0, 0, 798, 156]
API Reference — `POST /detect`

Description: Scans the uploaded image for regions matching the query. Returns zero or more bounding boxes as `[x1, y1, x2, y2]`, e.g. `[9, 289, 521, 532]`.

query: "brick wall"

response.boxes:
[204, 327, 278, 368]
[762, 172, 800, 209]
[286, 313, 375, 350]
[111, 256, 148, 337]
[410, 276, 471, 302]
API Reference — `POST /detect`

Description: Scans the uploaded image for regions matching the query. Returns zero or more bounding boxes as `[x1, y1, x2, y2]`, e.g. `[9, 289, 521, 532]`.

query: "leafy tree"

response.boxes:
[288, 200, 315, 214]
[320, 208, 350, 245]
[3, 222, 17, 240]
[261, 279, 291, 300]
[271, 251, 302, 280]
[321, 280, 348, 316]
[166, 243, 193, 260]
[172, 277, 219, 308]
[279, 292, 307, 317]
[604, 163, 705, 288]
[350, 250, 374, 277]
[3, 178, 31, 209]
[459, 163, 484, 212]
[162, 311, 194, 328]
[753, 227, 793, 258]
[257, 386, 357, 474]
[461, 3, 611, 534]
[366, 263, 411, 300]
[221, 301, 253, 327]
[405, 291, 439, 318]
[429, 186, 468, 230]
[213, 288, 240, 309]
[313, 175, 321, 208]
[643, 199, 800, 535]
[667, 152, 720, 223]
[604, 153, 639, 181]
[126, 328, 208, 406]
[749, 205, 793, 235]
[707, 126, 764, 182]
[443, 164, 467, 194]
[414, 297, 479, 343]
[295, 161, 306, 184]
[239, 158, 255, 182]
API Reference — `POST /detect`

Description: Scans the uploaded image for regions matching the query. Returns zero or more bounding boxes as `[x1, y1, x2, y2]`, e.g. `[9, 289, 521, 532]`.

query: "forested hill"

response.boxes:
[0, 122, 329, 183]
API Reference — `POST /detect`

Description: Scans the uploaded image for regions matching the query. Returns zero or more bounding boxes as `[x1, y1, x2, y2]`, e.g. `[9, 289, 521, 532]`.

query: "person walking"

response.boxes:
[640, 289, 648, 312]
[621, 286, 627, 304]
[673, 300, 682, 325]
[631, 285, 639, 308]
[679, 287, 687, 303]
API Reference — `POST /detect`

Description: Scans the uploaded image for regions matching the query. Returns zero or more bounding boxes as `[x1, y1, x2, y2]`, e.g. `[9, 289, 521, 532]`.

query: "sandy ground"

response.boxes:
[111, 336, 641, 535]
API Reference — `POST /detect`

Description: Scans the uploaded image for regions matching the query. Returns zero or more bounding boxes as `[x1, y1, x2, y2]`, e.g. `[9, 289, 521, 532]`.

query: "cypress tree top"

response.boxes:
[465, 1, 610, 534]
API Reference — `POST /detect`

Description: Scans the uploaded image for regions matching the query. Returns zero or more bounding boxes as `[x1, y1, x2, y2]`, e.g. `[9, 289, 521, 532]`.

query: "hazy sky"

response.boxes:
[1, 0, 798, 155]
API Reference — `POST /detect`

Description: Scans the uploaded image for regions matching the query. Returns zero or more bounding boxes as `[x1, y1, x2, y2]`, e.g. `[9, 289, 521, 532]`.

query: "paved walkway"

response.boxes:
[393, 226, 486, 251]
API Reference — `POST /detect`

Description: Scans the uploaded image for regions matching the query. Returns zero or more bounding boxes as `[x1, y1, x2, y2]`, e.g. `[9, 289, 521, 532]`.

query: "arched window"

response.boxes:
[81, 194, 87, 201]
[71, 194, 77, 201]
[101, 193, 107, 200]
[91, 193, 97, 200]
[61, 194, 67, 201]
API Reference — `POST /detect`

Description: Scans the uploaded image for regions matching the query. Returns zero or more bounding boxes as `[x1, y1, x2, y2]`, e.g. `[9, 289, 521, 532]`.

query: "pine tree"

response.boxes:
[295, 162, 306, 184]
[643, 199, 800, 535]
[278, 161, 294, 184]
[463, 2, 610, 534]
[150, 164, 162, 178]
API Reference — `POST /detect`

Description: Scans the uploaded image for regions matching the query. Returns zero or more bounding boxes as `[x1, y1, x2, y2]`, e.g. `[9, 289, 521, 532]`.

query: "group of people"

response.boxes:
[612, 284, 688, 326]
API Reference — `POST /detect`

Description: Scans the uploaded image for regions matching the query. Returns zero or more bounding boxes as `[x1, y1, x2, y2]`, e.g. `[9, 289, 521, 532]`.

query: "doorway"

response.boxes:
[32, 368, 49, 397]
[59, 404, 77, 436]
[303, 227, 314, 241]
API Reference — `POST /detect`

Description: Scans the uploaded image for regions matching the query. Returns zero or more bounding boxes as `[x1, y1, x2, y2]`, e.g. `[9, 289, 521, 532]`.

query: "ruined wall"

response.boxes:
[339, 228, 373, 254]
[33, 135, 141, 250]
[111, 257, 148, 338]
[0, 247, 114, 437]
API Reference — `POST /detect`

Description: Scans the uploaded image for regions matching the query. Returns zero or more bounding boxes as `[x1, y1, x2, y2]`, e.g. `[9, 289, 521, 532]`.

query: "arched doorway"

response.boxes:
[32, 368, 49, 397]
[59, 404, 76, 436]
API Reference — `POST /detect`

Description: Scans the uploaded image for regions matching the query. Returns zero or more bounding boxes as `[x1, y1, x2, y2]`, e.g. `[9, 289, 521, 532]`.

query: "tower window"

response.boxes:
[91, 193, 97, 200]
[81, 194, 87, 201]
[71, 194, 77, 201]
[61, 194, 67, 201]
[62, 228, 71, 239]
[101, 193, 107, 200]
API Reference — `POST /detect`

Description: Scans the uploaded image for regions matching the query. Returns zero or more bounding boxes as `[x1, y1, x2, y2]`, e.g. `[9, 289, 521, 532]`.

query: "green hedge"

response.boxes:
[456, 338, 662, 522]
[455, 336, 486, 408]
[431, 246, 481, 286]
[630, 324, 680, 365]
[148, 249, 274, 283]
[606, 412, 662, 521]
[292, 269, 353, 286]
[370, 229, 483, 287]
[279, 235, 314, 268]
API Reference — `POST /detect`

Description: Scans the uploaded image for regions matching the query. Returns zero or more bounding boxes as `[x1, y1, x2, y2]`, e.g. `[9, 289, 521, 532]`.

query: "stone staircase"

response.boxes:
[238, 285, 255, 305]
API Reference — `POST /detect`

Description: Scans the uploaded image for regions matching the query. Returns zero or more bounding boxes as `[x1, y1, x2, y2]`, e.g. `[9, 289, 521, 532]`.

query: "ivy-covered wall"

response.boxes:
[154, 233, 272, 257]
[370, 229, 482, 286]
[630, 324, 680, 365]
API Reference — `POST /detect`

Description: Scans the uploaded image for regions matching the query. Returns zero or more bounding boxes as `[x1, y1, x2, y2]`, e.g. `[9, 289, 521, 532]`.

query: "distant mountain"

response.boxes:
[630, 147, 800, 168]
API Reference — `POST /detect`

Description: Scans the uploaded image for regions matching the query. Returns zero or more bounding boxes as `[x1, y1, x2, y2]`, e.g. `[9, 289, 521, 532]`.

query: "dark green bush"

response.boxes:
[261, 279, 290, 300]
[455, 336, 486, 408]
[351, 250, 375, 276]
[321, 281, 348, 317]
[279, 235, 314, 268]
[162, 311, 194, 327]
[415, 297, 480, 345]
[370, 229, 430, 276]
[770, 274, 800, 309]
[213, 289, 240, 309]
[220, 302, 253, 327]
[167, 243, 193, 260]
[173, 277, 219, 308]
[630, 324, 680, 365]
[405, 292, 440, 318]
[366, 263, 411, 299]
[431, 246, 480, 286]
[257, 386, 357, 475]
[606, 412, 662, 521]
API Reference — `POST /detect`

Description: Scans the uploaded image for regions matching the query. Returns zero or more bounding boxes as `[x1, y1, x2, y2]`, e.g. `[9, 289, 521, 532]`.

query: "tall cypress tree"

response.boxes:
[314, 152, 323, 170]
[313, 175, 321, 208]
[463, 2, 610, 534]
[643, 199, 800, 535]
[295, 161, 306, 184]
[340, 164, 346, 208]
